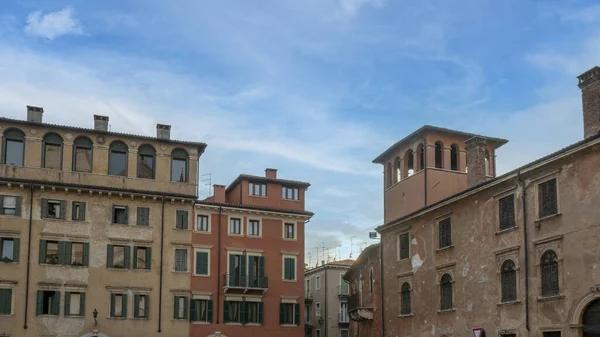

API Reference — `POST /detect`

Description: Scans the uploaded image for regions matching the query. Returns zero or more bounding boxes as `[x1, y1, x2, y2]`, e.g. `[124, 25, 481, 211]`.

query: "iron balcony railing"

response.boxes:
[222, 274, 268, 289]
[338, 284, 350, 296]
[305, 290, 314, 300]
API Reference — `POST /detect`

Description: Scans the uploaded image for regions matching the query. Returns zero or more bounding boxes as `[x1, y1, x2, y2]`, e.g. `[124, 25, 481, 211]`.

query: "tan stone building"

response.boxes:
[373, 66, 600, 337]
[0, 108, 205, 337]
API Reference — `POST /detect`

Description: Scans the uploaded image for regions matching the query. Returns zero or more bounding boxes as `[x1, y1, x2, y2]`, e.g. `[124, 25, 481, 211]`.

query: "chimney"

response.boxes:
[578, 66, 600, 139]
[157, 124, 171, 140]
[213, 184, 226, 203]
[94, 115, 109, 131]
[465, 136, 487, 187]
[265, 168, 278, 179]
[26, 106, 43, 123]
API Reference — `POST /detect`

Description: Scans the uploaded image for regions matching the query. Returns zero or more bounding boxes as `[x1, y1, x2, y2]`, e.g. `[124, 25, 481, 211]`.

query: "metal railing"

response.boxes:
[222, 274, 268, 289]
[305, 290, 313, 299]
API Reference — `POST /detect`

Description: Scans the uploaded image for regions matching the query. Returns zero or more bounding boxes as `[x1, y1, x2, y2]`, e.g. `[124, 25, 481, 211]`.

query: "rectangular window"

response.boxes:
[248, 220, 260, 236]
[171, 158, 187, 183]
[111, 293, 127, 318]
[316, 276, 321, 290]
[134, 246, 151, 270]
[195, 251, 209, 276]
[173, 296, 188, 320]
[399, 233, 409, 260]
[175, 249, 188, 272]
[191, 299, 213, 322]
[113, 246, 126, 268]
[44, 241, 60, 264]
[5, 139, 24, 166]
[246, 302, 262, 324]
[0, 289, 12, 315]
[71, 242, 84, 266]
[106, 244, 130, 269]
[74, 145, 92, 172]
[112, 205, 128, 224]
[65, 292, 84, 316]
[341, 329, 349, 337]
[282, 186, 299, 200]
[283, 257, 296, 281]
[1, 196, 17, 215]
[280, 303, 299, 325]
[72, 201, 86, 221]
[438, 218, 452, 249]
[317, 330, 321, 337]
[340, 302, 348, 322]
[316, 302, 321, 316]
[305, 304, 311, 323]
[229, 218, 241, 234]
[228, 254, 245, 287]
[539, 179, 558, 218]
[196, 215, 209, 232]
[42, 199, 65, 219]
[284, 223, 295, 239]
[0, 238, 18, 263]
[249, 182, 267, 197]
[543, 332, 561, 337]
[176, 210, 189, 229]
[137, 207, 149, 227]
[134, 294, 149, 318]
[248, 255, 265, 288]
[43, 143, 62, 169]
[499, 194, 516, 230]
[37, 290, 60, 315]
[224, 300, 242, 323]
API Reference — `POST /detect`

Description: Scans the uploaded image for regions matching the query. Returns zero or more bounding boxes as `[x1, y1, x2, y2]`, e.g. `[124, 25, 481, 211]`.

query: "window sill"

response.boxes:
[41, 217, 64, 221]
[107, 316, 127, 320]
[172, 270, 190, 274]
[107, 267, 130, 272]
[64, 315, 84, 318]
[172, 318, 188, 321]
[193, 274, 210, 278]
[37, 314, 59, 317]
[132, 317, 150, 320]
[0, 314, 15, 317]
[245, 323, 262, 326]
[173, 228, 191, 232]
[282, 279, 297, 283]
[535, 213, 562, 225]
[40, 263, 61, 267]
[248, 195, 267, 199]
[282, 198, 301, 202]
[111, 223, 130, 227]
[282, 238, 297, 241]
[495, 226, 518, 235]
[191, 321, 211, 325]
[435, 245, 454, 253]
[227, 233, 244, 237]
[398, 313, 414, 318]
[437, 309, 455, 314]
[247, 235, 262, 239]
[135, 225, 152, 228]
[132, 269, 151, 273]
[225, 322, 243, 326]
[497, 300, 521, 307]
[537, 294, 564, 302]
[0, 261, 18, 264]
[281, 324, 299, 327]
[193, 231, 211, 235]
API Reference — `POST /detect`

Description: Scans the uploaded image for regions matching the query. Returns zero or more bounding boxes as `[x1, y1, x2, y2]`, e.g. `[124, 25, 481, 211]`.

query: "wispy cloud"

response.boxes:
[339, 0, 386, 16]
[24, 6, 83, 40]
[561, 4, 600, 23]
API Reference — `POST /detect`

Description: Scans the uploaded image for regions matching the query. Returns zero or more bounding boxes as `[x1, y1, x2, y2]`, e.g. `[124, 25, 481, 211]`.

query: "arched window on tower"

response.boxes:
[42, 133, 63, 169]
[450, 144, 459, 171]
[171, 149, 189, 183]
[440, 273, 453, 310]
[406, 149, 414, 176]
[73, 136, 93, 172]
[137, 145, 156, 179]
[394, 156, 401, 183]
[435, 141, 443, 169]
[2, 128, 25, 166]
[400, 282, 411, 315]
[485, 149, 490, 176]
[108, 141, 128, 176]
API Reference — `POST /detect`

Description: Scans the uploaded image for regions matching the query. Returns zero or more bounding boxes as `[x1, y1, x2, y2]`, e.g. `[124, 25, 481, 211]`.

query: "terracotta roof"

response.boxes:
[377, 131, 600, 232]
[0, 117, 207, 153]
[372, 125, 508, 164]
[195, 200, 314, 216]
[225, 174, 310, 193]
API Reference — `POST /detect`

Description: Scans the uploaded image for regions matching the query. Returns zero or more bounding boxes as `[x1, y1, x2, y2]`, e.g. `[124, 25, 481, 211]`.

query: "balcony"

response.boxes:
[338, 311, 349, 324]
[348, 293, 374, 322]
[222, 274, 268, 293]
[338, 284, 350, 297]
[305, 290, 313, 302]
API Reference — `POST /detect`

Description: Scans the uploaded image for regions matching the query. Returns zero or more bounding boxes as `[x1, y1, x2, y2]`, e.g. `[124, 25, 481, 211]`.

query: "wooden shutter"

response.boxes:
[240, 301, 247, 324]
[290, 259, 295, 280]
[64, 241, 72, 265]
[258, 256, 265, 287]
[134, 294, 140, 318]
[0, 196, 3, 215]
[79, 293, 85, 316]
[107, 244, 114, 268]
[197, 252, 208, 275]
[12, 238, 19, 263]
[144, 295, 149, 318]
[207, 300, 213, 323]
[173, 296, 179, 319]
[241, 255, 247, 285]
[41, 199, 48, 218]
[64, 292, 71, 316]
[176, 211, 183, 229]
[258, 302, 264, 324]
[83, 243, 89, 267]
[183, 296, 188, 320]
[39, 240, 46, 264]
[110, 293, 116, 317]
[248, 256, 255, 286]
[539, 179, 558, 218]
[294, 303, 300, 325]
[137, 207, 149, 226]
[79, 202, 86, 221]
[499, 195, 516, 230]
[15, 196, 21, 217]
[189, 299, 197, 322]
[36, 290, 43, 315]
[57, 241, 66, 265]
[439, 218, 451, 248]
[124, 246, 131, 269]
[183, 211, 188, 230]
[124, 206, 129, 224]
[133, 247, 138, 270]
[223, 301, 230, 323]
[279, 303, 285, 324]
[122, 294, 128, 318]
[145, 247, 152, 270]
[52, 291, 60, 315]
[0, 289, 11, 314]
[229, 255, 236, 286]
[59, 200, 66, 219]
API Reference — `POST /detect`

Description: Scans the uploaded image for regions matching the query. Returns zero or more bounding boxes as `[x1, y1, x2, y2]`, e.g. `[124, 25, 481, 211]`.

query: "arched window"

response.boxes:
[435, 141, 443, 169]
[42, 133, 63, 169]
[440, 273, 453, 310]
[137, 144, 156, 179]
[369, 268, 374, 294]
[73, 137, 93, 172]
[171, 149, 188, 183]
[485, 149, 491, 176]
[406, 149, 414, 176]
[394, 156, 401, 183]
[501, 260, 517, 302]
[2, 128, 25, 166]
[386, 162, 392, 188]
[108, 141, 128, 176]
[400, 282, 411, 315]
[450, 144, 459, 171]
[541, 250, 559, 297]
[417, 143, 424, 171]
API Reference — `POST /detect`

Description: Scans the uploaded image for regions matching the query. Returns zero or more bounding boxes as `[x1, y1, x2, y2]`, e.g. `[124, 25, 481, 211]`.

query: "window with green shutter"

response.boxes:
[65, 292, 85, 316]
[176, 210, 189, 229]
[0, 289, 12, 314]
[175, 249, 188, 272]
[283, 257, 296, 280]
[279, 303, 299, 325]
[224, 300, 241, 323]
[137, 207, 150, 226]
[36, 290, 60, 315]
[107, 245, 130, 269]
[173, 296, 188, 319]
[72, 201, 86, 221]
[134, 294, 149, 318]
[41, 199, 65, 219]
[112, 205, 128, 224]
[0, 237, 19, 263]
[110, 293, 127, 318]
[195, 251, 209, 276]
[133, 246, 151, 270]
[0, 196, 21, 216]
[190, 299, 212, 322]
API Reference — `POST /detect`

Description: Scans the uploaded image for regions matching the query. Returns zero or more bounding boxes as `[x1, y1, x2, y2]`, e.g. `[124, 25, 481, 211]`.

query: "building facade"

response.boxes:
[187, 169, 313, 337]
[343, 244, 382, 337]
[0, 107, 206, 337]
[374, 66, 600, 337]
[304, 260, 353, 337]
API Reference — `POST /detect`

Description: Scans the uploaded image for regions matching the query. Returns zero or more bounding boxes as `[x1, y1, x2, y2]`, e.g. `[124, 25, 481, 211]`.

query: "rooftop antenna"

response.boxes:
[308, 252, 312, 267]
[349, 236, 357, 259]
[200, 173, 212, 198]
[322, 242, 326, 265]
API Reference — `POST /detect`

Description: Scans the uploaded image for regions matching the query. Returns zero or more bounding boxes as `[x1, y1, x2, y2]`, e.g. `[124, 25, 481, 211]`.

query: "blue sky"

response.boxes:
[1, 0, 599, 264]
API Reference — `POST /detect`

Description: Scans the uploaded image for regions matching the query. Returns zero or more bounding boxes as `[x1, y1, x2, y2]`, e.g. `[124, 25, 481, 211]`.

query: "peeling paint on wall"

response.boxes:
[463, 263, 470, 277]
[411, 253, 423, 273]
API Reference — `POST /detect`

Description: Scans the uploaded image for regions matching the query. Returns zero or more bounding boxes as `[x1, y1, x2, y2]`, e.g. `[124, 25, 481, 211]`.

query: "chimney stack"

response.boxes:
[213, 184, 226, 203]
[26, 106, 43, 123]
[465, 136, 487, 187]
[94, 115, 109, 131]
[578, 66, 600, 139]
[157, 124, 171, 140]
[265, 168, 278, 179]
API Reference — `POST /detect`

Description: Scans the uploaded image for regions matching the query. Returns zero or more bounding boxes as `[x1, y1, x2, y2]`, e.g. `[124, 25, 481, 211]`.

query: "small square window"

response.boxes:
[438, 218, 452, 249]
[175, 249, 188, 272]
[499, 194, 515, 230]
[2, 196, 16, 215]
[72, 201, 86, 221]
[196, 215, 209, 232]
[45, 241, 60, 264]
[249, 182, 267, 197]
[1, 238, 16, 262]
[176, 210, 189, 229]
[398, 233, 409, 260]
[66, 292, 84, 316]
[280, 303, 298, 325]
[283, 257, 296, 280]
[135, 294, 149, 318]
[282, 186, 299, 200]
[174, 296, 188, 319]
[37, 290, 60, 315]
[284, 223, 295, 239]
[0, 289, 12, 314]
[71, 242, 84, 266]
[225, 300, 242, 323]
[191, 299, 213, 322]
[246, 302, 261, 324]
[42, 199, 63, 219]
[112, 206, 128, 224]
[539, 179, 558, 218]
[135, 246, 151, 270]
[229, 218, 241, 234]
[249, 220, 260, 236]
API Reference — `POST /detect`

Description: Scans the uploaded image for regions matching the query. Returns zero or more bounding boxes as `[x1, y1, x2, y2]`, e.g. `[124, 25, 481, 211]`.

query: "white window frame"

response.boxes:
[228, 215, 244, 236]
[247, 218, 261, 238]
[1, 196, 17, 215]
[316, 302, 321, 317]
[282, 222, 297, 241]
[316, 276, 321, 290]
[173, 246, 190, 273]
[282, 186, 299, 200]
[282, 255, 297, 281]
[248, 182, 267, 197]
[195, 213, 211, 233]
[193, 248, 211, 277]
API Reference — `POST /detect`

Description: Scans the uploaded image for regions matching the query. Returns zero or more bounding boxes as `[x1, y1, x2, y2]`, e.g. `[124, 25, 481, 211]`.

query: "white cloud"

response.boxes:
[561, 4, 600, 23]
[25, 6, 83, 40]
[339, 0, 386, 16]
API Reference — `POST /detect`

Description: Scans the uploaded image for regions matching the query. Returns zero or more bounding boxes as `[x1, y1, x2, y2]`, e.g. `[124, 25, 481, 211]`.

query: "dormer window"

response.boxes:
[282, 186, 299, 200]
[249, 182, 266, 197]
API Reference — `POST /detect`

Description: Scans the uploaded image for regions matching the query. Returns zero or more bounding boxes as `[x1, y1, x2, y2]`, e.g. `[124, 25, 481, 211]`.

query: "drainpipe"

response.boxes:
[517, 171, 530, 331]
[23, 184, 34, 329]
[158, 195, 165, 332]
[216, 206, 222, 323]
[423, 136, 428, 207]
[379, 241, 384, 337]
